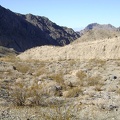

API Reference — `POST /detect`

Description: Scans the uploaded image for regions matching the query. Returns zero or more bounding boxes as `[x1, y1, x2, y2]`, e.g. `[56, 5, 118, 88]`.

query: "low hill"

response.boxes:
[18, 36, 120, 61]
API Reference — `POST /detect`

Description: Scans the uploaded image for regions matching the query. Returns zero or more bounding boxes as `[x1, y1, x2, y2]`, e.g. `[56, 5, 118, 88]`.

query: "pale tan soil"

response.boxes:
[0, 57, 120, 119]
[18, 37, 120, 61]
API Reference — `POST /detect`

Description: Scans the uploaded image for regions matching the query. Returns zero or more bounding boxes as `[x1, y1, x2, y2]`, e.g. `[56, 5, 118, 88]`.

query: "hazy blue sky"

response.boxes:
[0, 0, 120, 30]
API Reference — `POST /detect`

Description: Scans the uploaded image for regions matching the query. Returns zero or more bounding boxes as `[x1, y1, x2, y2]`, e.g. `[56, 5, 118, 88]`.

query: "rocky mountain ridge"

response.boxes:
[0, 5, 79, 52]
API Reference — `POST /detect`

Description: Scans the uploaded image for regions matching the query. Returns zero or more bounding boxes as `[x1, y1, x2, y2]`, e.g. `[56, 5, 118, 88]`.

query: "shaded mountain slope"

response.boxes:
[0, 5, 79, 52]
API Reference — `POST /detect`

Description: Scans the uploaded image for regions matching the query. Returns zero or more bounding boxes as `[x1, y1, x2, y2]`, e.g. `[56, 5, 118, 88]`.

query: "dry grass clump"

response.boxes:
[88, 59, 106, 67]
[0, 55, 19, 63]
[13, 63, 30, 74]
[65, 87, 83, 98]
[76, 70, 87, 80]
[49, 72, 64, 84]
[87, 76, 103, 86]
[68, 59, 76, 66]
[76, 70, 87, 86]
[8, 81, 48, 106]
[76, 70, 104, 91]
[35, 67, 47, 77]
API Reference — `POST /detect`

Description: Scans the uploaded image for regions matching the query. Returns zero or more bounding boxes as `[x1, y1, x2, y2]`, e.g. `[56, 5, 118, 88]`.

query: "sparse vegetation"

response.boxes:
[8, 81, 48, 106]
[0, 54, 120, 119]
[88, 59, 106, 67]
[65, 87, 83, 98]
[0, 55, 19, 63]
[87, 76, 103, 86]
[49, 72, 64, 84]
[76, 70, 87, 80]
[35, 67, 47, 77]
[13, 63, 30, 73]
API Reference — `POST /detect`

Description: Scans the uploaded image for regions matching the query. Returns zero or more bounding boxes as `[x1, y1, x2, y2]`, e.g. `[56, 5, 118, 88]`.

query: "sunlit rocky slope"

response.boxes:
[19, 36, 120, 61]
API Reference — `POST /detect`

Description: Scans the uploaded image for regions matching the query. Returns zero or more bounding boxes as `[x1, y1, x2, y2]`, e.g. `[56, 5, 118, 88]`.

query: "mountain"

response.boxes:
[79, 23, 117, 36]
[72, 23, 120, 44]
[0, 5, 80, 52]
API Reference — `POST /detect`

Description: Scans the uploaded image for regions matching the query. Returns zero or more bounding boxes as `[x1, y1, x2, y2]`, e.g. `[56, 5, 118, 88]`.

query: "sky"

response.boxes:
[0, 0, 120, 31]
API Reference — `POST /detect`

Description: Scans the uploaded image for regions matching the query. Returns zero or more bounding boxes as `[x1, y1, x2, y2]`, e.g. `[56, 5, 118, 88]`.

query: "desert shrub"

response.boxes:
[76, 70, 103, 88]
[13, 63, 30, 73]
[76, 70, 87, 80]
[76, 70, 87, 86]
[9, 82, 26, 106]
[65, 87, 83, 98]
[89, 59, 106, 67]
[9, 82, 47, 106]
[49, 72, 64, 84]
[87, 76, 102, 86]
[68, 59, 76, 66]
[35, 67, 47, 77]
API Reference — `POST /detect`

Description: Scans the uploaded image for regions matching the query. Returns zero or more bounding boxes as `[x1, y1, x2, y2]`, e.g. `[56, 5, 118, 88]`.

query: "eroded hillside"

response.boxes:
[19, 36, 120, 61]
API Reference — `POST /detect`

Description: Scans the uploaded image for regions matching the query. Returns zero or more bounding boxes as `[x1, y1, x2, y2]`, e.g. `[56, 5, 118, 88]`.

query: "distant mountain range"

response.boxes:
[1, 5, 120, 52]
[0, 5, 79, 52]
[79, 23, 118, 36]
[72, 23, 120, 44]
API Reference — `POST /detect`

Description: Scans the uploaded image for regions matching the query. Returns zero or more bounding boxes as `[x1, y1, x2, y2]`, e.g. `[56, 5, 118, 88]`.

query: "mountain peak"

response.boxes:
[0, 5, 80, 52]
[85, 23, 99, 30]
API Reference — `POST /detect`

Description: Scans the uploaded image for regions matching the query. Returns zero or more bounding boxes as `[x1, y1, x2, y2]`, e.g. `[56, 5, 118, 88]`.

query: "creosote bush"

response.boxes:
[76, 70, 87, 86]
[35, 67, 47, 77]
[87, 76, 103, 86]
[13, 63, 30, 73]
[89, 59, 106, 67]
[49, 72, 64, 84]
[76, 70, 87, 80]
[65, 87, 83, 98]
[9, 81, 48, 106]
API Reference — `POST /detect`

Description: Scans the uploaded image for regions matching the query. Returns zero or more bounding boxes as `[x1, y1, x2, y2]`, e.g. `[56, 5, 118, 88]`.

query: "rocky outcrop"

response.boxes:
[0, 5, 79, 52]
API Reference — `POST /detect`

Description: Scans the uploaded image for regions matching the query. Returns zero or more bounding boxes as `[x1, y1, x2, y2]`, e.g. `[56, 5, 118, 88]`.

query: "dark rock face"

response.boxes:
[0, 6, 80, 52]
